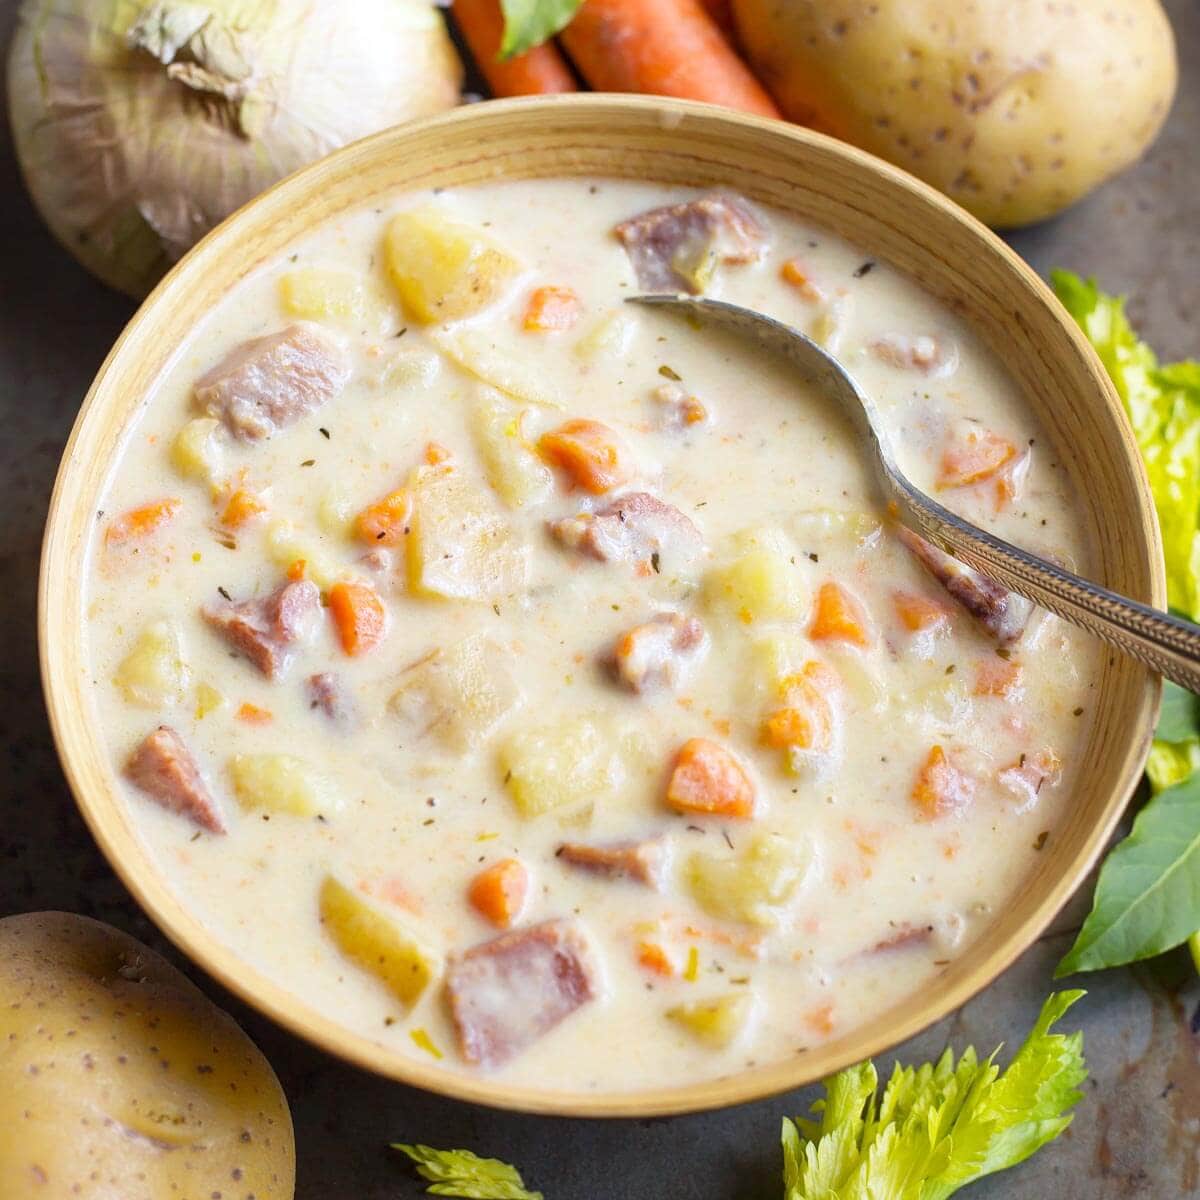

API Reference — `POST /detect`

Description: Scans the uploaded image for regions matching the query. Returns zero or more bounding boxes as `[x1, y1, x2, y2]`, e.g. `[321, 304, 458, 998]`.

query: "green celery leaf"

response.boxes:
[1052, 270, 1200, 620]
[1147, 736, 1200, 793]
[782, 992, 1086, 1200]
[1156, 679, 1200, 743]
[393, 1144, 543, 1200]
[1056, 771, 1200, 974]
[498, 0, 582, 59]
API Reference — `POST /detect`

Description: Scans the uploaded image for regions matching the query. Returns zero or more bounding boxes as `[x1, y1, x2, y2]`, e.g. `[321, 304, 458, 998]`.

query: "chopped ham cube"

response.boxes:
[613, 192, 767, 292]
[445, 919, 598, 1067]
[125, 726, 225, 833]
[202, 579, 320, 679]
[998, 749, 1063, 811]
[896, 525, 1032, 645]
[608, 612, 707, 694]
[195, 323, 350, 441]
[870, 332, 958, 377]
[548, 492, 704, 576]
[306, 672, 355, 725]
[556, 835, 669, 889]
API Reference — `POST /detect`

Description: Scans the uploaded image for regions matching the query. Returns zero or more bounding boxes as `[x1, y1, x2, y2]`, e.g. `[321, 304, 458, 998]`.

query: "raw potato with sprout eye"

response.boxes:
[7, 0, 462, 297]
[732, 0, 1178, 227]
[0, 911, 295, 1200]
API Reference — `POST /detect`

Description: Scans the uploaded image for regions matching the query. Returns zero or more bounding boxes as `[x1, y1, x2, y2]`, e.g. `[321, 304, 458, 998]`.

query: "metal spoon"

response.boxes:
[628, 293, 1200, 692]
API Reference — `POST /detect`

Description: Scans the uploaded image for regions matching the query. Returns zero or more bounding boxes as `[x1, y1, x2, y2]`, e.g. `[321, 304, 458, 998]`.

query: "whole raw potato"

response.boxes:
[732, 0, 1178, 227]
[0, 912, 294, 1200]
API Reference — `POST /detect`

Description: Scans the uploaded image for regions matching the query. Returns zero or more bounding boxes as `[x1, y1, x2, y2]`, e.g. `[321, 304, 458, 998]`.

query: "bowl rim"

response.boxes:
[39, 93, 1163, 1118]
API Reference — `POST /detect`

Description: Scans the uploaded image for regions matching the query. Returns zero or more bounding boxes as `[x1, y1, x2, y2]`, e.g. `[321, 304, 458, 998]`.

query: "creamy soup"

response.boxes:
[84, 179, 1100, 1092]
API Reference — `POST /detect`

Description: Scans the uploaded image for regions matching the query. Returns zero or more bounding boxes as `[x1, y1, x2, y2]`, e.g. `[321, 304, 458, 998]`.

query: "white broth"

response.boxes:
[84, 179, 1100, 1092]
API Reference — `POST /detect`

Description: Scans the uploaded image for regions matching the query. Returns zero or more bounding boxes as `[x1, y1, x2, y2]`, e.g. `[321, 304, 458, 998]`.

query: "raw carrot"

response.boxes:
[911, 745, 976, 820]
[105, 498, 181, 545]
[539, 418, 632, 494]
[328, 581, 387, 656]
[559, 0, 781, 118]
[220, 487, 267, 529]
[468, 858, 529, 928]
[452, 0, 579, 97]
[523, 286, 582, 332]
[355, 486, 412, 546]
[809, 581, 871, 647]
[666, 737, 756, 819]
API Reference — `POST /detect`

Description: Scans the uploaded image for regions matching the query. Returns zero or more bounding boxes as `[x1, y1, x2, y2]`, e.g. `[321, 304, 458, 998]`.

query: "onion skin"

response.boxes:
[8, 0, 463, 298]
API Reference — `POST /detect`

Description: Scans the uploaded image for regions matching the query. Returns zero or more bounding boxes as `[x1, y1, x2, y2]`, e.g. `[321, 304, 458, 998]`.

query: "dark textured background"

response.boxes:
[2, 2, 1198, 1195]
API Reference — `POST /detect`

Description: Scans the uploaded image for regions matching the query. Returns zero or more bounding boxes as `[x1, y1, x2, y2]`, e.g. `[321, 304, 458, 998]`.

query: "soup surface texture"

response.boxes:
[85, 179, 1100, 1092]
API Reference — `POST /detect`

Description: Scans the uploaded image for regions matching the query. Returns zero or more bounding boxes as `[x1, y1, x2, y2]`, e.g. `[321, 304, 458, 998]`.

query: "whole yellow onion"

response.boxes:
[8, 0, 463, 297]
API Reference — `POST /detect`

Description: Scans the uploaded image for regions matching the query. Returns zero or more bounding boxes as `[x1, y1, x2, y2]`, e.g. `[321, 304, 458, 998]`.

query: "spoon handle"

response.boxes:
[891, 474, 1200, 693]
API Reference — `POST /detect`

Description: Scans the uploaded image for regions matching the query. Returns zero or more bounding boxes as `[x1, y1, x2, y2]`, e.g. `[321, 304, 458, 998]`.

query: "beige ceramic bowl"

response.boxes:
[40, 95, 1162, 1117]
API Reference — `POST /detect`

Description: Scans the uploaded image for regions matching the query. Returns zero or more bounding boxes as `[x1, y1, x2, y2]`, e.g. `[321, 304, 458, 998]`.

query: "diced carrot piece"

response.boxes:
[892, 590, 949, 633]
[523, 286, 582, 332]
[809, 581, 871, 647]
[973, 657, 1024, 697]
[762, 661, 839, 753]
[780, 257, 822, 301]
[804, 1002, 836, 1035]
[220, 488, 267, 529]
[911, 745, 976, 820]
[938, 427, 1016, 489]
[666, 737, 756, 820]
[637, 940, 675, 977]
[105, 498, 181, 545]
[761, 706, 813, 749]
[235, 702, 273, 725]
[467, 858, 529, 929]
[328, 580, 387, 656]
[355, 487, 412, 546]
[424, 441, 453, 467]
[287, 558, 307, 581]
[538, 419, 632, 494]
[682, 397, 708, 424]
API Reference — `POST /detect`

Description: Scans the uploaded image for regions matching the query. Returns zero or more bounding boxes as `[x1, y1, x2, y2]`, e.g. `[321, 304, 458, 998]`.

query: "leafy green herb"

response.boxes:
[1052, 271, 1200, 621]
[498, 0, 583, 60]
[393, 1143, 543, 1199]
[1056, 771, 1200, 975]
[783, 991, 1087, 1200]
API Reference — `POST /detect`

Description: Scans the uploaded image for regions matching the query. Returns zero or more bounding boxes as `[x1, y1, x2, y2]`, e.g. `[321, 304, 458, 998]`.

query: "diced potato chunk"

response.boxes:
[194, 681, 225, 719]
[704, 530, 806, 623]
[265, 519, 341, 590]
[742, 632, 809, 708]
[667, 993, 754, 1048]
[573, 309, 638, 362]
[471, 391, 553, 508]
[279, 268, 366, 321]
[170, 417, 223, 488]
[431, 328, 563, 409]
[687, 833, 807, 927]
[384, 208, 521, 324]
[318, 874, 437, 1008]
[317, 484, 356, 538]
[391, 634, 522, 752]
[407, 469, 528, 602]
[229, 753, 341, 817]
[500, 716, 623, 819]
[114, 621, 191, 707]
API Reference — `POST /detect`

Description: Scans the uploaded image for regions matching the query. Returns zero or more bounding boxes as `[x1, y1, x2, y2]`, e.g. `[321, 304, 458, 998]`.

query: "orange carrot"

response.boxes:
[939, 427, 1016, 489]
[636, 940, 675, 976]
[287, 558, 307, 581]
[355, 487, 412, 546]
[809, 581, 871, 647]
[973, 657, 1024, 698]
[220, 487, 267, 529]
[762, 661, 838, 756]
[911, 745, 976, 820]
[468, 858, 529, 928]
[452, 0, 579, 97]
[424, 441, 454, 467]
[539, 418, 632, 494]
[892, 590, 949, 633]
[329, 581, 387, 656]
[105, 498, 181, 545]
[780, 257, 823, 302]
[559, 0, 781, 118]
[235, 702, 273, 725]
[666, 737, 756, 819]
[523, 286, 582, 332]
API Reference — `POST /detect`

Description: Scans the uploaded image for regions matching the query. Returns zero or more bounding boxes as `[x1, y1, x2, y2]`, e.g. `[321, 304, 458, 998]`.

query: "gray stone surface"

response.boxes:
[1, 2, 1198, 1196]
